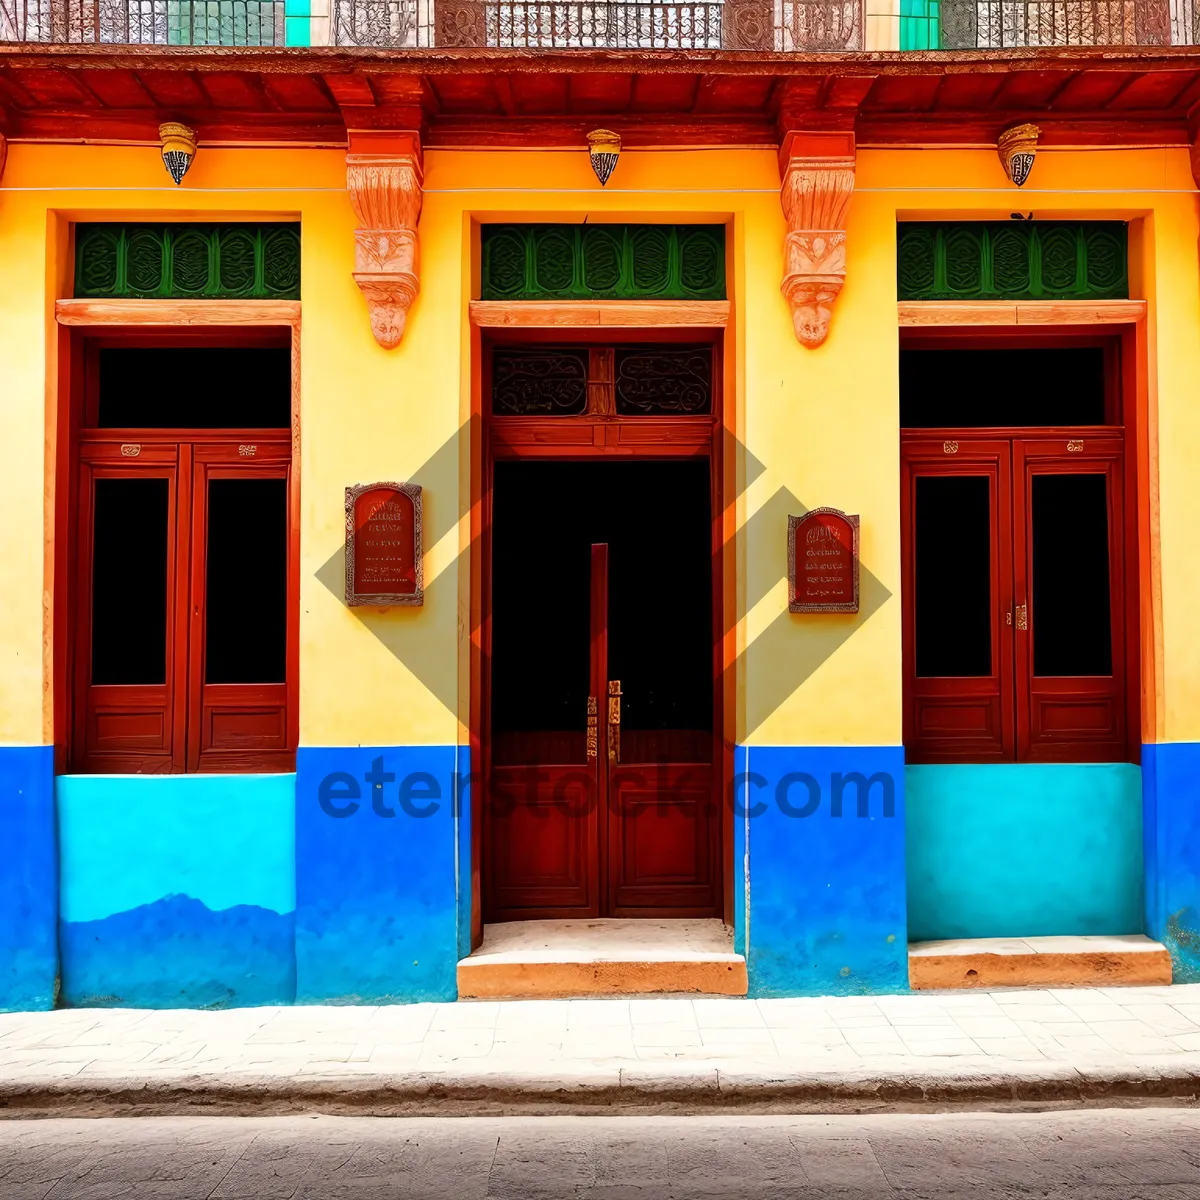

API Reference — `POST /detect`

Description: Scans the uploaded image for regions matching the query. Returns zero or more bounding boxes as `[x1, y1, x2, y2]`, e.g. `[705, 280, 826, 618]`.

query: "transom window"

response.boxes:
[490, 343, 715, 417]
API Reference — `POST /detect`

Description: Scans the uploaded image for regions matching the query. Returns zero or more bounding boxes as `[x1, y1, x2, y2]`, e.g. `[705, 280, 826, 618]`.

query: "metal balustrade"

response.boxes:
[0, 0, 1193, 45]
[0, 0, 285, 42]
[938, 0, 1169, 44]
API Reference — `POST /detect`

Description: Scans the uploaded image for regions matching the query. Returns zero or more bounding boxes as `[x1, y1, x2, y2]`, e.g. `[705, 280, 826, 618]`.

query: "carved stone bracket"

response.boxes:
[346, 131, 423, 349]
[779, 131, 856, 349]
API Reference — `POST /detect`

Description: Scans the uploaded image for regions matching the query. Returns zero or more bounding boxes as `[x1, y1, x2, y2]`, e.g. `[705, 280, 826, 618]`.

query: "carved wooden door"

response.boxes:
[483, 366, 722, 922]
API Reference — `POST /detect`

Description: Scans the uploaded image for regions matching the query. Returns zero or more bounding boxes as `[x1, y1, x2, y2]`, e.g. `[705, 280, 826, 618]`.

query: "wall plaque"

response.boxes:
[788, 508, 859, 614]
[345, 482, 423, 606]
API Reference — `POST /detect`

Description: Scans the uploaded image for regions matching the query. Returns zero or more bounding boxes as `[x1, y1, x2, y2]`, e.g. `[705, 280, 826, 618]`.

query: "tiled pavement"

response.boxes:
[1, 983, 1200, 1086]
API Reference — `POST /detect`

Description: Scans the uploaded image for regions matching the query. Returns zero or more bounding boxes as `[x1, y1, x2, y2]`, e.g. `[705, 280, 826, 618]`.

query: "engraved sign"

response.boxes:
[788, 508, 860, 614]
[345, 482, 423, 607]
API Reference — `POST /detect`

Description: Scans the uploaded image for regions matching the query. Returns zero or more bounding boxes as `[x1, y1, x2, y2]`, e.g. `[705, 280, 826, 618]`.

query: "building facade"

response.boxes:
[2, 9, 1200, 1009]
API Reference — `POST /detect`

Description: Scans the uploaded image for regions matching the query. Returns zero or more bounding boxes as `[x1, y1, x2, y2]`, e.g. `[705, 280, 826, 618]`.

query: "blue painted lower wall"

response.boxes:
[9, 740, 1190, 1008]
[0, 746, 57, 1012]
[736, 745, 908, 997]
[1144, 743, 1200, 982]
[906, 762, 1143, 942]
[56, 773, 296, 1008]
[294, 746, 468, 1004]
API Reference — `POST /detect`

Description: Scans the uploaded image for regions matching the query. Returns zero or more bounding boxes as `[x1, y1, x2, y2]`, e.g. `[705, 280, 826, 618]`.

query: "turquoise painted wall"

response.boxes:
[56, 774, 296, 1007]
[906, 763, 1143, 941]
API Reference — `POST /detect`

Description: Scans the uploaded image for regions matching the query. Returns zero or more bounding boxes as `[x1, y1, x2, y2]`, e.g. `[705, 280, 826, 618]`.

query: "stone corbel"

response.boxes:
[779, 131, 856, 349]
[346, 130, 423, 349]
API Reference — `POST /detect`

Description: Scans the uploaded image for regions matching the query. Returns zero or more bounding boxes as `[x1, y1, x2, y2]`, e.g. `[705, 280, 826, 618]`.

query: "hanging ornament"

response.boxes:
[587, 129, 621, 187]
[998, 123, 1040, 189]
[159, 122, 198, 186]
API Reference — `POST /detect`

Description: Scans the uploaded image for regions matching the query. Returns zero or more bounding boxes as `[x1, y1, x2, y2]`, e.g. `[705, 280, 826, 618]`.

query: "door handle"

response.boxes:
[586, 696, 598, 761]
[1015, 603, 1028, 632]
[608, 679, 621, 764]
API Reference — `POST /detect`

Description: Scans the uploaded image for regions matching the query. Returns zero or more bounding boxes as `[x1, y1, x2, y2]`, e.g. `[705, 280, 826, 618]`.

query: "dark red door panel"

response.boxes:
[901, 437, 1014, 763]
[1014, 436, 1126, 762]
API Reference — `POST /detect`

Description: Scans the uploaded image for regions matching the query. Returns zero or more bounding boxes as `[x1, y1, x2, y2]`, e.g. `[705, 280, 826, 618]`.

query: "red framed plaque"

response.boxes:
[345, 482, 423, 606]
[788, 507, 859, 614]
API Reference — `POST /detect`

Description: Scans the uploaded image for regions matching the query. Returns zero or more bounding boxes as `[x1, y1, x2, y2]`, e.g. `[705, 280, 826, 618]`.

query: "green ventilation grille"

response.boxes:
[897, 222, 1127, 302]
[481, 224, 725, 301]
[75, 223, 301, 300]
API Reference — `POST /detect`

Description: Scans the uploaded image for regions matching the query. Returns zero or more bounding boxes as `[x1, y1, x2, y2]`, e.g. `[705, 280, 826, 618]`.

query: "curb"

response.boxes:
[2, 1064, 1200, 1117]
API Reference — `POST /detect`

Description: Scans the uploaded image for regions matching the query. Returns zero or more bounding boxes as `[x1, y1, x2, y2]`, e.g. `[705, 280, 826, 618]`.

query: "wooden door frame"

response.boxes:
[468, 300, 735, 946]
[897, 301, 1150, 767]
[51, 298, 302, 774]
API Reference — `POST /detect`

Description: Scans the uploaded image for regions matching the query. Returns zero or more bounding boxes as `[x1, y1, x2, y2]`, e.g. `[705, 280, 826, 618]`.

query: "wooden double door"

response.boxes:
[485, 456, 721, 920]
[901, 431, 1129, 763]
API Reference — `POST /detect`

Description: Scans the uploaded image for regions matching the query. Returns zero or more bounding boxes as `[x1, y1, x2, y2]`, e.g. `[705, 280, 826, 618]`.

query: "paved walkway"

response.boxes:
[2, 984, 1200, 1115]
[4, 1111, 1200, 1198]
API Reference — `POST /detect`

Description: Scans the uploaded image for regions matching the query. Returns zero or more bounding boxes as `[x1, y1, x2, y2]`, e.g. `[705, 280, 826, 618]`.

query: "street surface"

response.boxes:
[2, 1110, 1200, 1198]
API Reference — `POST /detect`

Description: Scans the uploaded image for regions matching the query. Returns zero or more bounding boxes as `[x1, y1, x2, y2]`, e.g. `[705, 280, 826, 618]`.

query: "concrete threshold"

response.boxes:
[909, 934, 1173, 990]
[457, 918, 748, 998]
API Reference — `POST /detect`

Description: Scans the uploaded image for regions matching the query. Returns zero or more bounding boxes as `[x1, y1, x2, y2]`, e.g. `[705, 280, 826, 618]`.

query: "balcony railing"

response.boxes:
[0, 0, 1194, 45]
[899, 0, 1174, 46]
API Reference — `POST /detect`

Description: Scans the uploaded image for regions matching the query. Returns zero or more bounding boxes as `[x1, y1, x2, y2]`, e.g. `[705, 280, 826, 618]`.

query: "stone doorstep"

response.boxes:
[457, 917, 749, 999]
[909, 934, 1173, 990]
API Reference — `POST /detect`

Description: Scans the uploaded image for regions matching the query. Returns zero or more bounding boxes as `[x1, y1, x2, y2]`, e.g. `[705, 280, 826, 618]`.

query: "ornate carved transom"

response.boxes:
[614, 346, 712, 414]
[492, 349, 589, 415]
[491, 344, 714, 416]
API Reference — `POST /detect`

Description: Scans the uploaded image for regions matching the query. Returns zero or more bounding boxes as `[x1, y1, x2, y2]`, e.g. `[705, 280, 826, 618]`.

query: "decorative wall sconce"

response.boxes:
[998, 123, 1040, 188]
[587, 129, 621, 186]
[159, 122, 197, 185]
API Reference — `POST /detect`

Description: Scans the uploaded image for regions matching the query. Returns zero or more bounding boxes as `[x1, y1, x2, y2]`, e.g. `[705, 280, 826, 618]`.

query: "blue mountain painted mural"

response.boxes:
[59, 894, 295, 1009]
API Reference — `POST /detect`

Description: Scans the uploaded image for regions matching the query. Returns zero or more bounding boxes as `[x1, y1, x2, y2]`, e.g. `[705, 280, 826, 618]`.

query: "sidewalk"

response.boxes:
[2, 984, 1200, 1117]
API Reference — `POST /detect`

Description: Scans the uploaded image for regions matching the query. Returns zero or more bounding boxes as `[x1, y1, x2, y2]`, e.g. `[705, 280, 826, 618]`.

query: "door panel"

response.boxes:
[608, 766, 715, 914]
[901, 438, 1014, 762]
[488, 766, 598, 914]
[485, 468, 599, 920]
[603, 459, 717, 915]
[74, 445, 186, 773]
[188, 444, 292, 771]
[1014, 436, 1126, 761]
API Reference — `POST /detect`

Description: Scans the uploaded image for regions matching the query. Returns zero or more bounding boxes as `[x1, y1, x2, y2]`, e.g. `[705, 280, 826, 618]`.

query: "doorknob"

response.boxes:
[608, 680, 622, 764]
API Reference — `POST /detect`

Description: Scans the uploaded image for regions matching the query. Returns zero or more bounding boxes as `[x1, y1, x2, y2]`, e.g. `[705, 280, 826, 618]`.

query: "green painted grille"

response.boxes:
[74, 223, 301, 300]
[481, 224, 725, 301]
[897, 221, 1127, 302]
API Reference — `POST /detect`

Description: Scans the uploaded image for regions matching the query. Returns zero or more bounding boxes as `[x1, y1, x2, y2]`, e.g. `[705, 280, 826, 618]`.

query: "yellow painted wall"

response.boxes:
[0, 140, 1197, 751]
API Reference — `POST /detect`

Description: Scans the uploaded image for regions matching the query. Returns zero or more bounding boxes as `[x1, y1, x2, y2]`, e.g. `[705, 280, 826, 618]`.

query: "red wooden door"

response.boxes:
[188, 442, 293, 771]
[902, 433, 1129, 764]
[73, 443, 189, 773]
[901, 437, 1015, 762]
[1013, 435, 1126, 762]
[485, 534, 602, 920]
[604, 548, 718, 918]
[484, 459, 720, 921]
